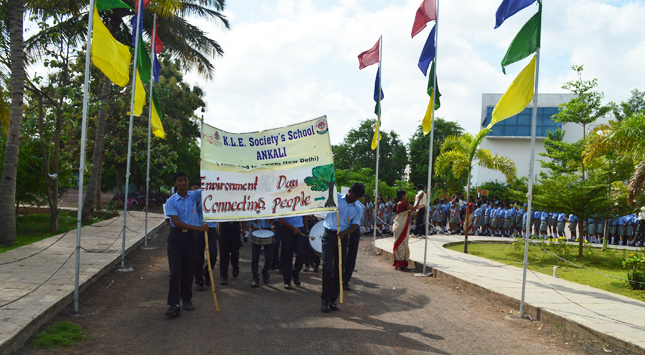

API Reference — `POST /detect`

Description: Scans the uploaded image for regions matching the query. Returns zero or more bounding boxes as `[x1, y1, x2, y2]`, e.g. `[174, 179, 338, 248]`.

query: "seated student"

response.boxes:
[164, 171, 209, 317]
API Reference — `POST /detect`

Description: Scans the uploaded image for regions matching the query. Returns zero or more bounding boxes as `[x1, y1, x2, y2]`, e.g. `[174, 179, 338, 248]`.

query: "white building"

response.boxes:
[472, 93, 611, 187]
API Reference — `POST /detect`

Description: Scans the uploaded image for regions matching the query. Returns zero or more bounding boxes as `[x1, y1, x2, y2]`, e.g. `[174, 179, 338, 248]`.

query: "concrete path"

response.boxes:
[375, 233, 645, 354]
[0, 211, 165, 355]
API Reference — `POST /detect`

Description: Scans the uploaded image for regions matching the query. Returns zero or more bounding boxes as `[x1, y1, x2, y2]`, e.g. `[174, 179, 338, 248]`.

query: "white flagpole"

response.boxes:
[372, 35, 382, 255]
[143, 14, 157, 249]
[422, 0, 440, 276]
[121, 0, 145, 270]
[520, 47, 540, 318]
[74, 0, 97, 313]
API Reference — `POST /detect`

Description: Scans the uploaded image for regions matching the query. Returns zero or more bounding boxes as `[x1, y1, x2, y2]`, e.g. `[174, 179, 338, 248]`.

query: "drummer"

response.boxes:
[276, 216, 309, 289]
[249, 219, 274, 288]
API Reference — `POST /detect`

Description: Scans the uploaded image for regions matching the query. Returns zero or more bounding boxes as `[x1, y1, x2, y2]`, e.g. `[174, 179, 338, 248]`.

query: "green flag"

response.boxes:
[427, 60, 441, 109]
[501, 4, 541, 74]
[136, 36, 152, 83]
[96, 0, 132, 11]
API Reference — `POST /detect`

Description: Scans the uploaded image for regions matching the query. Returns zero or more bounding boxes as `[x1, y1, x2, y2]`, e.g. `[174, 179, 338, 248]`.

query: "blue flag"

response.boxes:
[153, 52, 161, 83]
[373, 67, 384, 102]
[131, 8, 144, 46]
[417, 24, 436, 76]
[495, 0, 537, 29]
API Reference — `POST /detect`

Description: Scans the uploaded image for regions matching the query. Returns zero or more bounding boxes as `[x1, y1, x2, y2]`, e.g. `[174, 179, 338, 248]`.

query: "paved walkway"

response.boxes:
[0, 211, 165, 354]
[375, 233, 645, 354]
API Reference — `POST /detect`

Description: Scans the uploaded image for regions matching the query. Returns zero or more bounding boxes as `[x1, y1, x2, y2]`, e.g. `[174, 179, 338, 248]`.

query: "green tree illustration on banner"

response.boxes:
[304, 164, 337, 208]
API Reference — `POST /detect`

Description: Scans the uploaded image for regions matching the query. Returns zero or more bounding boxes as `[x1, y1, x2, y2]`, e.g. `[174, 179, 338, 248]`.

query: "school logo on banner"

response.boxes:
[200, 116, 338, 221]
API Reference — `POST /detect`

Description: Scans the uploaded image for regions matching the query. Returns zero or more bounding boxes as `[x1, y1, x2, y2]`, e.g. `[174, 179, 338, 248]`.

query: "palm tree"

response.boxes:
[0, 0, 26, 244]
[77, 0, 229, 221]
[584, 113, 645, 203]
[435, 128, 517, 253]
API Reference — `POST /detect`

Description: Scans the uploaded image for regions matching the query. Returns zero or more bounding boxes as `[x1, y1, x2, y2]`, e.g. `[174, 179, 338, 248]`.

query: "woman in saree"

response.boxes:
[392, 189, 418, 271]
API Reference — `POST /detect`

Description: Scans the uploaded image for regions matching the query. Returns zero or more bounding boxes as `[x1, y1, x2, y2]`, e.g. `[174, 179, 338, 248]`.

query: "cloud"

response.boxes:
[187, 0, 645, 145]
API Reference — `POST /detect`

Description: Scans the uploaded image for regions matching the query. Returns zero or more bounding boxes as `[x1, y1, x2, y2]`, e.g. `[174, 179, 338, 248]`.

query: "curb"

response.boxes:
[375, 243, 645, 355]
[0, 218, 167, 355]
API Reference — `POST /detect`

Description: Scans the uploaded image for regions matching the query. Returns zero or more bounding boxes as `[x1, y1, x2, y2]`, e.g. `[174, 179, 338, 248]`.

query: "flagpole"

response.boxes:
[520, 43, 540, 318]
[143, 14, 157, 250]
[74, 0, 97, 313]
[121, 0, 145, 271]
[422, 0, 440, 276]
[372, 34, 382, 255]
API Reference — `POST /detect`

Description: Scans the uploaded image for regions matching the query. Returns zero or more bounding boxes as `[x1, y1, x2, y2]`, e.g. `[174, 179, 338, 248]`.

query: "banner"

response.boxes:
[200, 116, 338, 221]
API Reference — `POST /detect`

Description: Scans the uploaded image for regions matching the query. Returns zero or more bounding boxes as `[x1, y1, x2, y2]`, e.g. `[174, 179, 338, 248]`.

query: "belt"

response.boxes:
[171, 227, 191, 233]
[324, 228, 337, 233]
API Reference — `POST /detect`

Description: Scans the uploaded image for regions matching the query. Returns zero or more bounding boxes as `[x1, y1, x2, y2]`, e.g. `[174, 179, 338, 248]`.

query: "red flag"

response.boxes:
[135, 0, 151, 12]
[151, 22, 163, 54]
[357, 39, 380, 70]
[411, 0, 437, 38]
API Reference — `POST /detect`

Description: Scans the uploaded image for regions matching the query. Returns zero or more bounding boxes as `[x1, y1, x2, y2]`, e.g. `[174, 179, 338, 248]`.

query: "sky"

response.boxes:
[185, 0, 645, 145]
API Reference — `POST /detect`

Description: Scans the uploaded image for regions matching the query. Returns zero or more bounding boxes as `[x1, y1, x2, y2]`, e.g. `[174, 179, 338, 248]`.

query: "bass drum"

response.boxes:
[308, 221, 325, 257]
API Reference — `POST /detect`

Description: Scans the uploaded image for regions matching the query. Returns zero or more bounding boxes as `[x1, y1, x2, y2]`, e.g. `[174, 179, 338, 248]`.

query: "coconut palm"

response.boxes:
[584, 112, 645, 203]
[69, 0, 230, 221]
[435, 128, 517, 253]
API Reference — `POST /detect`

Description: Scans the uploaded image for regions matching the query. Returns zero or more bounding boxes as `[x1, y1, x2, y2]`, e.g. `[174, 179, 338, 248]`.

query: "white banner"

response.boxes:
[200, 116, 338, 221]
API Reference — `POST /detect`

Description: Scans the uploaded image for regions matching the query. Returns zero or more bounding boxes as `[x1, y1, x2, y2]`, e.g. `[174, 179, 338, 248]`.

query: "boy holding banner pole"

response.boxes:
[164, 171, 209, 317]
[320, 183, 365, 313]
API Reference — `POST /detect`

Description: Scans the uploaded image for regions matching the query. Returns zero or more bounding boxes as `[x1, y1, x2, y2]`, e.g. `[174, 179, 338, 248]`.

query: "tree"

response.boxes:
[553, 65, 610, 180]
[332, 119, 408, 186]
[81, 0, 230, 221]
[0, 0, 26, 244]
[435, 129, 517, 253]
[609, 89, 645, 122]
[304, 164, 336, 208]
[408, 117, 464, 187]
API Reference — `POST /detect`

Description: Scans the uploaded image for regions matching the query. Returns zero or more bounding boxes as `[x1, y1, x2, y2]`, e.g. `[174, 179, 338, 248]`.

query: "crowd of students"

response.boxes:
[358, 190, 645, 248]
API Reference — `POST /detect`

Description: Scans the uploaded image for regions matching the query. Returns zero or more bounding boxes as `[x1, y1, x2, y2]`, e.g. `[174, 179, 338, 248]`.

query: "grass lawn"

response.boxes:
[0, 212, 115, 254]
[33, 321, 88, 348]
[445, 241, 645, 302]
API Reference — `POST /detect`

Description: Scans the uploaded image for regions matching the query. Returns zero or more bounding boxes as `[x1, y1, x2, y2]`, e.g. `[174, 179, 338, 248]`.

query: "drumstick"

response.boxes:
[204, 231, 220, 312]
[336, 210, 343, 305]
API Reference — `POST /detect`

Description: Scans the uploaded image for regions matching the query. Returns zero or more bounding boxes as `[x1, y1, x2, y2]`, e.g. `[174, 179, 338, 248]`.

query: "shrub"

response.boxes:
[622, 254, 645, 290]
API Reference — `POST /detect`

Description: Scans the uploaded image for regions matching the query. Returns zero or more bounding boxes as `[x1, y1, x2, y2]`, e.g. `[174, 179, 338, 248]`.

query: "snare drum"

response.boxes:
[251, 229, 275, 245]
[308, 221, 325, 257]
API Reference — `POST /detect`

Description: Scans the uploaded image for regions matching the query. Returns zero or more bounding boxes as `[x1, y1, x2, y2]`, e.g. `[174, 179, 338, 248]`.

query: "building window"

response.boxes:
[482, 107, 562, 137]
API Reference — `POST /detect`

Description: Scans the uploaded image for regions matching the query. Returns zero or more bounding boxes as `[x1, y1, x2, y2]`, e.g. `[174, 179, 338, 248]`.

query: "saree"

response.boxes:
[392, 202, 411, 268]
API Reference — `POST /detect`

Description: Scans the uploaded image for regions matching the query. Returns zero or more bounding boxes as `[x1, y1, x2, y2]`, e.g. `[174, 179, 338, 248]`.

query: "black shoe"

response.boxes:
[220, 278, 228, 285]
[329, 302, 339, 311]
[232, 268, 240, 278]
[303, 265, 310, 272]
[292, 272, 301, 286]
[197, 283, 205, 291]
[262, 273, 270, 284]
[251, 279, 259, 288]
[343, 282, 351, 291]
[165, 305, 180, 317]
[284, 282, 293, 290]
[183, 301, 195, 311]
[313, 267, 319, 273]
[204, 277, 211, 287]
[321, 302, 330, 313]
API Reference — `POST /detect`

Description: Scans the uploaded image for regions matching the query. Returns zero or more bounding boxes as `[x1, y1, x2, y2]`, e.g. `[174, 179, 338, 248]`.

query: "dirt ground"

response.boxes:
[16, 224, 627, 355]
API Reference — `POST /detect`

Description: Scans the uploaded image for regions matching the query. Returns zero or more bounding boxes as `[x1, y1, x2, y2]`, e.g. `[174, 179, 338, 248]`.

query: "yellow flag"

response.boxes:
[151, 94, 165, 139]
[371, 119, 382, 150]
[90, 6, 131, 87]
[422, 90, 435, 135]
[489, 54, 536, 129]
[133, 73, 145, 117]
